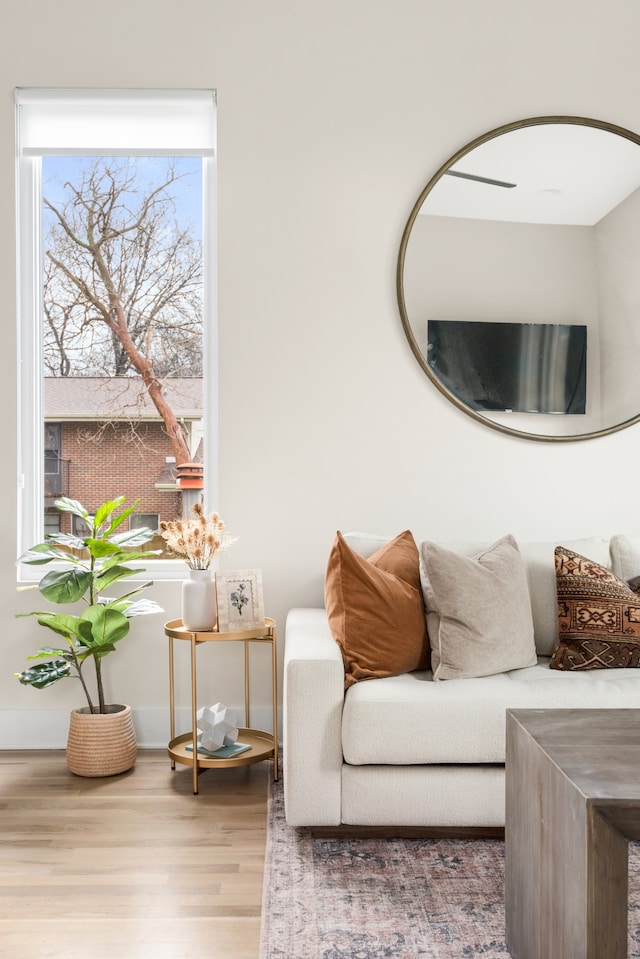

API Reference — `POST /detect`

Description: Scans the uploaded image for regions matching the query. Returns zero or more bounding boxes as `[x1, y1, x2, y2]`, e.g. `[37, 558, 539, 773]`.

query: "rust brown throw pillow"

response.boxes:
[551, 546, 640, 670]
[324, 530, 429, 688]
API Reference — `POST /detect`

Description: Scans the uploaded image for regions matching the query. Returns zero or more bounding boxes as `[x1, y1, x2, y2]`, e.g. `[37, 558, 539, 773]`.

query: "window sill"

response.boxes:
[16, 557, 192, 585]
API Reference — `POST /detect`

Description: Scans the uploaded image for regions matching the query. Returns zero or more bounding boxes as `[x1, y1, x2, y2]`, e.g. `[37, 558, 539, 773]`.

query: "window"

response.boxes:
[72, 515, 92, 539]
[16, 90, 218, 576]
[131, 513, 160, 533]
[44, 423, 62, 495]
[44, 512, 61, 538]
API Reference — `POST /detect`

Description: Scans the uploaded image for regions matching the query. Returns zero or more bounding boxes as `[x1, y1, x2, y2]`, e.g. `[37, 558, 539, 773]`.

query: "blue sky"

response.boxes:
[43, 156, 203, 239]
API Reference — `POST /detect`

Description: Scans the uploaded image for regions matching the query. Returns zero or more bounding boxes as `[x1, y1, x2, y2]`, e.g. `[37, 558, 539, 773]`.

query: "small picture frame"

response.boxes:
[215, 569, 265, 632]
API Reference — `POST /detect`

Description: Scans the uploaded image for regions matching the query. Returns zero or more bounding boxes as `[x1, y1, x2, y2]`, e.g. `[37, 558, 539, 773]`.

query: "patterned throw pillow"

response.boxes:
[550, 546, 640, 670]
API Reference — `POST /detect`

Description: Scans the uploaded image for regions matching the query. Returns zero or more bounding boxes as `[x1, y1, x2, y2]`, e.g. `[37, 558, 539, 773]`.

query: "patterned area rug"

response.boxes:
[260, 779, 640, 959]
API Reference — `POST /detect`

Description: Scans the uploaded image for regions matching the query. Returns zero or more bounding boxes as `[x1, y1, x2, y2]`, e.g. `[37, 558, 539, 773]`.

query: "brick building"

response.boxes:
[44, 377, 203, 537]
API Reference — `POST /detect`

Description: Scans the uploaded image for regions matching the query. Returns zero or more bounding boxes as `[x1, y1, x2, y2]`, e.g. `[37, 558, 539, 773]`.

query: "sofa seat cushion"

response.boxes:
[341, 659, 640, 765]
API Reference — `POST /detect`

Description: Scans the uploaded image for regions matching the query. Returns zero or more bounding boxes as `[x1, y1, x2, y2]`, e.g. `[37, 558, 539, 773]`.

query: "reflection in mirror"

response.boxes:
[397, 117, 640, 441]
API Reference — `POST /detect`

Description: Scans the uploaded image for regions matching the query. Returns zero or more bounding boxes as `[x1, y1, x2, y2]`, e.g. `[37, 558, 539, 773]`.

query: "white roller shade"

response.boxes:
[16, 88, 216, 156]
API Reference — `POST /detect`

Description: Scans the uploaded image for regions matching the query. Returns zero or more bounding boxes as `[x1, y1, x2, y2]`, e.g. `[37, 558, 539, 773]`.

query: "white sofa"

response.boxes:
[283, 533, 640, 828]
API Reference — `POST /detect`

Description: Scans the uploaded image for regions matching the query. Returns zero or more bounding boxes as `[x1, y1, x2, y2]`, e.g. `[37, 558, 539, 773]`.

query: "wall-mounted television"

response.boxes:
[427, 320, 587, 414]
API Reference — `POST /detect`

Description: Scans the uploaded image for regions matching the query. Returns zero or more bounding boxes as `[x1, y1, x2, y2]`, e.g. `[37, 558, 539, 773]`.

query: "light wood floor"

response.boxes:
[0, 750, 270, 959]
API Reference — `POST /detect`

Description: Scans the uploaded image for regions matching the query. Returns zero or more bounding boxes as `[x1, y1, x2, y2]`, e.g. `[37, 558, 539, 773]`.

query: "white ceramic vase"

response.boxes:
[182, 568, 217, 631]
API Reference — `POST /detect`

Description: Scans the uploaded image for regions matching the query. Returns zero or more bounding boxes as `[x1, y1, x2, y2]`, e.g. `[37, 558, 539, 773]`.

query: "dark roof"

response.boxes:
[44, 377, 203, 421]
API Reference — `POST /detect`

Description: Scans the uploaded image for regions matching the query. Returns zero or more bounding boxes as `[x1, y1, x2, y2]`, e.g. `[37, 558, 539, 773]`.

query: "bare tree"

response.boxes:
[42, 158, 203, 464]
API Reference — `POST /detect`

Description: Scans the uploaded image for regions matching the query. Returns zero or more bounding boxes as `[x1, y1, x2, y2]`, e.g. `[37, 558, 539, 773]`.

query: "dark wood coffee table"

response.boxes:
[506, 708, 640, 959]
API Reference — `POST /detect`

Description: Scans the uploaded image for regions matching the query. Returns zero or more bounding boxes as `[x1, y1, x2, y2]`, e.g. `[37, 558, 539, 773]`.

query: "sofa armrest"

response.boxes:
[283, 607, 345, 826]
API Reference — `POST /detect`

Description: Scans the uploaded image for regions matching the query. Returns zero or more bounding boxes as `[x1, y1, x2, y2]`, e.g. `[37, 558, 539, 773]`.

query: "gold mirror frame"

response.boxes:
[397, 116, 640, 442]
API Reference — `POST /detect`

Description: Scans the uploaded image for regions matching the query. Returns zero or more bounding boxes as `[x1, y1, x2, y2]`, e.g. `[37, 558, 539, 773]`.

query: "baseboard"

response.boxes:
[0, 706, 276, 749]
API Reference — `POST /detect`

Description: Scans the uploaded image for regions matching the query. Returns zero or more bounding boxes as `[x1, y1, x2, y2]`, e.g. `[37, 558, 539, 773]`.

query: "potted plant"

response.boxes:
[15, 495, 163, 777]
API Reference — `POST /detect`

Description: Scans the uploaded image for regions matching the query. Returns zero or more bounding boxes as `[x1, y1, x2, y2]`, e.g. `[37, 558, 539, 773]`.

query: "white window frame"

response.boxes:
[15, 89, 218, 581]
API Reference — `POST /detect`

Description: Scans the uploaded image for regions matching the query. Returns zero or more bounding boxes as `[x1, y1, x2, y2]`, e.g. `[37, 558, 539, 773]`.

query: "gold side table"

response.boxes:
[165, 617, 278, 794]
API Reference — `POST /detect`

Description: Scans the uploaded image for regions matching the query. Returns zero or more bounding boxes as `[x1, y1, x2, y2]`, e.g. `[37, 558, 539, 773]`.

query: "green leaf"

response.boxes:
[93, 497, 126, 531]
[92, 643, 117, 658]
[79, 606, 130, 648]
[17, 543, 76, 565]
[76, 617, 96, 646]
[107, 588, 164, 617]
[54, 498, 91, 522]
[84, 538, 120, 558]
[39, 568, 92, 604]
[110, 527, 156, 548]
[100, 550, 160, 571]
[45, 532, 88, 551]
[25, 646, 66, 660]
[116, 597, 164, 618]
[16, 660, 71, 689]
[104, 501, 138, 537]
[94, 564, 138, 592]
[23, 611, 83, 642]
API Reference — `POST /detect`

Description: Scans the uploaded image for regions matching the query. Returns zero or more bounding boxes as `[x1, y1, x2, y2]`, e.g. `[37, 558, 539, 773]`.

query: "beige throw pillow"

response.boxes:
[419, 535, 536, 681]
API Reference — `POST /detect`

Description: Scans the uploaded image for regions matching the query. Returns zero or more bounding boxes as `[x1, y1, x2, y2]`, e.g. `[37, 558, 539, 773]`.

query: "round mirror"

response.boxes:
[397, 116, 640, 441]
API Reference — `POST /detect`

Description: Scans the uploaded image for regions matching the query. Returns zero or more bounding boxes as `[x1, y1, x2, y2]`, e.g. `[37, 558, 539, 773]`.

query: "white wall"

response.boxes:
[2, 0, 640, 748]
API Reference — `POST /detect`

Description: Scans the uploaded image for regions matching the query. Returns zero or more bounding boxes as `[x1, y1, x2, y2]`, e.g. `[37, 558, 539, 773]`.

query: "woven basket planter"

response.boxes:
[66, 704, 137, 777]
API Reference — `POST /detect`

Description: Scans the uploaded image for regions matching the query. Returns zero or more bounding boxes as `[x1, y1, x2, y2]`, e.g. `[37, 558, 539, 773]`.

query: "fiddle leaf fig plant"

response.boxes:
[15, 496, 163, 714]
